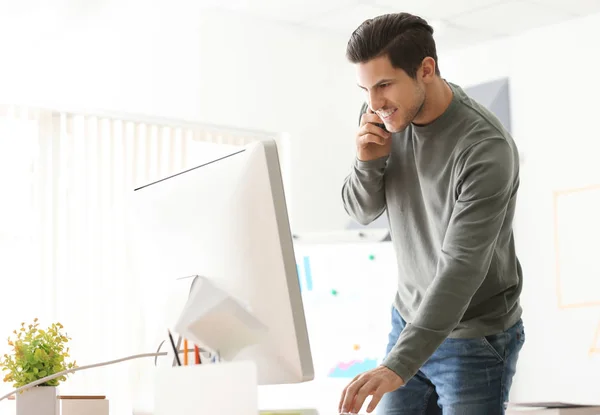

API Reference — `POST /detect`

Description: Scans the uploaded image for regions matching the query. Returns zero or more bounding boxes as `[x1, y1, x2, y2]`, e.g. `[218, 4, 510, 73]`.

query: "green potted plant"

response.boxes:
[1, 318, 77, 415]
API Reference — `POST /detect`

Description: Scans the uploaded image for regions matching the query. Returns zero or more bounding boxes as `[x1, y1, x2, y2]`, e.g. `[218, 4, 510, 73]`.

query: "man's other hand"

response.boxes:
[338, 365, 405, 413]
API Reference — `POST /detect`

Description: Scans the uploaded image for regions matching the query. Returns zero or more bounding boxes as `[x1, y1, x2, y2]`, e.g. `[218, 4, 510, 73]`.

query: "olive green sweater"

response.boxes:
[341, 82, 523, 382]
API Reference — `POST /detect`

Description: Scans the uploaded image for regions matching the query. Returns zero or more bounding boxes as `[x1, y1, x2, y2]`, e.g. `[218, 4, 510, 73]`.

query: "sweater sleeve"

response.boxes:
[381, 137, 516, 382]
[341, 156, 388, 225]
[341, 102, 388, 225]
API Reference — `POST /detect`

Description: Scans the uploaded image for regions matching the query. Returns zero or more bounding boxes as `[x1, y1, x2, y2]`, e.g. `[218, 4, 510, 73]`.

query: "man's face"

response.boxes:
[356, 55, 425, 133]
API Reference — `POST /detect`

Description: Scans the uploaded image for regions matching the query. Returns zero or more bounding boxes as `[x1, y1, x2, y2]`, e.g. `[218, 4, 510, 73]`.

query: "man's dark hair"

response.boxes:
[346, 12, 440, 78]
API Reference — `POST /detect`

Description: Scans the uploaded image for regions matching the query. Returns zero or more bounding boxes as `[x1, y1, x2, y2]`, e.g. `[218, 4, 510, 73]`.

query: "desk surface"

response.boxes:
[507, 408, 600, 415]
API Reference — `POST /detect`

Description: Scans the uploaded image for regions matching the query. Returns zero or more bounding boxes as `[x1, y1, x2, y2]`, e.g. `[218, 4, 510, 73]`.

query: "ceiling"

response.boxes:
[204, 0, 600, 50]
[2, 0, 598, 51]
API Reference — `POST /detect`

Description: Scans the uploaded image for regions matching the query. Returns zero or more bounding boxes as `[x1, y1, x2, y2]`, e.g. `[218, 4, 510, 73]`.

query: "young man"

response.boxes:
[338, 13, 525, 415]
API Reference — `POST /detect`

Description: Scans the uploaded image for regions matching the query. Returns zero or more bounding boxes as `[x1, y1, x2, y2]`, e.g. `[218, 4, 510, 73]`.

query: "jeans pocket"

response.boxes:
[481, 334, 505, 363]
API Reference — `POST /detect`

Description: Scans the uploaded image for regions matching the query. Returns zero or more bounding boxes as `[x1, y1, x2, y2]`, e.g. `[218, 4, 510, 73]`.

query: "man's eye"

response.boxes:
[380, 83, 389, 88]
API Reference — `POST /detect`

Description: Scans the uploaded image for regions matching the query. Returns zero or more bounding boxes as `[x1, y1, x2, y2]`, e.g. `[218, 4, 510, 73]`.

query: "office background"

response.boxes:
[1, 0, 599, 413]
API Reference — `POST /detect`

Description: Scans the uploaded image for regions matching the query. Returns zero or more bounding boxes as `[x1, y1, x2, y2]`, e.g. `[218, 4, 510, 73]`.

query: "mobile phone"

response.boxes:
[373, 122, 388, 132]
[360, 102, 388, 132]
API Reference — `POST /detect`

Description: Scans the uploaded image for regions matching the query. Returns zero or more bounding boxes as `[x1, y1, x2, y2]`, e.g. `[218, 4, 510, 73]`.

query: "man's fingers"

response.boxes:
[366, 387, 386, 413]
[338, 391, 344, 413]
[359, 133, 388, 148]
[362, 122, 390, 139]
[341, 376, 369, 413]
[338, 383, 349, 413]
[351, 379, 379, 413]
[360, 111, 384, 127]
[341, 382, 360, 413]
[338, 386, 349, 412]
[358, 124, 390, 146]
[338, 374, 361, 412]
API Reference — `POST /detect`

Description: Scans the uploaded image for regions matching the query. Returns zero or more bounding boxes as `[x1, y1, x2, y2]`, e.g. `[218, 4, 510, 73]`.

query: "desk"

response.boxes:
[133, 411, 318, 415]
[507, 407, 600, 415]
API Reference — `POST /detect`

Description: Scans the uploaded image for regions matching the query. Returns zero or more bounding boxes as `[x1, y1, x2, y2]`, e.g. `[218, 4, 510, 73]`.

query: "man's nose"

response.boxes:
[368, 91, 385, 113]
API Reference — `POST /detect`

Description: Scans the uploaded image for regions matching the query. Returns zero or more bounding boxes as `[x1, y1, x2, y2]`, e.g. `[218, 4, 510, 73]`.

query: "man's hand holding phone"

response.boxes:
[356, 108, 392, 162]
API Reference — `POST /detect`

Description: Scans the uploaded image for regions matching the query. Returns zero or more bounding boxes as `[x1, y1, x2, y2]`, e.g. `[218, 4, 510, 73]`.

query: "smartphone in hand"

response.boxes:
[373, 122, 388, 132]
[360, 102, 388, 132]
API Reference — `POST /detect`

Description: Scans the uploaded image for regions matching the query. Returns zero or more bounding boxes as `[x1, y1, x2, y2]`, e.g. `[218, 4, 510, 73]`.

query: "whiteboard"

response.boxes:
[258, 240, 398, 413]
[294, 241, 398, 380]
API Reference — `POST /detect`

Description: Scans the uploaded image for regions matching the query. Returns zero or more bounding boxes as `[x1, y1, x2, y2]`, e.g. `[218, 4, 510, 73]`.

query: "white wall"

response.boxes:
[439, 12, 600, 404]
[0, 0, 363, 234]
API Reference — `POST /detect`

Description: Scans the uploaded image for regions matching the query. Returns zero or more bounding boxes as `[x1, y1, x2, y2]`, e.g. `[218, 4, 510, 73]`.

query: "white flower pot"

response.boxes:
[15, 386, 59, 415]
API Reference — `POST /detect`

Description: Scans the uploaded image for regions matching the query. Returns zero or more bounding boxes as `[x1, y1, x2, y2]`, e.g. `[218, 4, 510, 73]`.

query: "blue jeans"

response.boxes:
[379, 307, 525, 415]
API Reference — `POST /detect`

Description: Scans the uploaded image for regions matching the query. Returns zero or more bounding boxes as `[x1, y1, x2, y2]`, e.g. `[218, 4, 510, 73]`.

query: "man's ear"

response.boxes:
[420, 57, 437, 82]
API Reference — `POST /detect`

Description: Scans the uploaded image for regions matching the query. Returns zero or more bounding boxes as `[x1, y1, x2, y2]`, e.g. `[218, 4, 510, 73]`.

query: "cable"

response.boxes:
[0, 351, 168, 402]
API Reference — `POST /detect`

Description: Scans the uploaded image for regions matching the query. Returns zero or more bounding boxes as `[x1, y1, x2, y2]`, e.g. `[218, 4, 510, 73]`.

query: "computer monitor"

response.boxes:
[129, 139, 314, 385]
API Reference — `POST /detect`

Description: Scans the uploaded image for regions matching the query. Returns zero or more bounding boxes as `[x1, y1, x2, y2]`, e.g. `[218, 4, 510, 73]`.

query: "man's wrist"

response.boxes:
[355, 155, 388, 170]
[381, 356, 413, 385]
